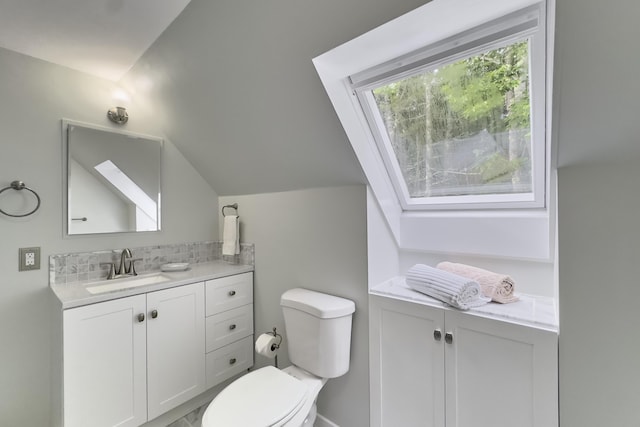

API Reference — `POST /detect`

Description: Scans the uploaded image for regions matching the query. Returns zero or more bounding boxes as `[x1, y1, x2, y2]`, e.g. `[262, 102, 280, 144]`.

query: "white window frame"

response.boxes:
[313, 0, 555, 260]
[352, 4, 547, 211]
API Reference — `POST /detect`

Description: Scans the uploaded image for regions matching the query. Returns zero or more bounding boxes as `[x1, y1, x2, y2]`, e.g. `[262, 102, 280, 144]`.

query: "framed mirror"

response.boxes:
[63, 120, 162, 235]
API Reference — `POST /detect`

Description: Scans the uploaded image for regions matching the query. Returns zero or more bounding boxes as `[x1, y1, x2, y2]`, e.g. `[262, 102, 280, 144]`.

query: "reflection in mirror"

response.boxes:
[64, 120, 162, 235]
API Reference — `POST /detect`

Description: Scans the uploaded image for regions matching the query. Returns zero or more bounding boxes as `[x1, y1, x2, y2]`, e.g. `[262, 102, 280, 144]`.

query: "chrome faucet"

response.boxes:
[117, 248, 133, 275]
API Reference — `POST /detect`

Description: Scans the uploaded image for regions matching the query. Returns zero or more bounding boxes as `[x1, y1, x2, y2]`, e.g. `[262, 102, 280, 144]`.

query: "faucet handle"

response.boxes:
[129, 258, 142, 276]
[118, 248, 133, 275]
[100, 262, 116, 280]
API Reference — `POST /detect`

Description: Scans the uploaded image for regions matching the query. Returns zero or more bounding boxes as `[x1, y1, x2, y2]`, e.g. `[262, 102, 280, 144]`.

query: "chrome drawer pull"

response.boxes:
[228, 290, 236, 296]
[229, 358, 237, 365]
[229, 324, 237, 330]
[151, 310, 158, 319]
[445, 332, 454, 344]
[433, 329, 442, 341]
[137, 313, 145, 323]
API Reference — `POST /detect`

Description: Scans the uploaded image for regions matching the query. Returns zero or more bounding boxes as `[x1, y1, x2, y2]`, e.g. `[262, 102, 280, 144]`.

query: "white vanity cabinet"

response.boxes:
[204, 272, 254, 388]
[370, 294, 558, 427]
[62, 282, 205, 427]
[63, 294, 147, 427]
[146, 283, 206, 419]
[52, 262, 256, 427]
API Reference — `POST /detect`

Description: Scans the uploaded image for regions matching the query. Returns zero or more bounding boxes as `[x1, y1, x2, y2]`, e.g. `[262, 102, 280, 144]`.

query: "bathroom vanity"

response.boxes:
[369, 277, 558, 427]
[50, 262, 254, 427]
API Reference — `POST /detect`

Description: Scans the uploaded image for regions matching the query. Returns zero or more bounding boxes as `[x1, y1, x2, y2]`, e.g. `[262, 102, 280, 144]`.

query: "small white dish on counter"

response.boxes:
[161, 262, 190, 272]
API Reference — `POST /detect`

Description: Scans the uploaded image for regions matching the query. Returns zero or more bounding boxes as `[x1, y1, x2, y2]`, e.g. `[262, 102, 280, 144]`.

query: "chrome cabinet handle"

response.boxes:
[229, 358, 237, 365]
[228, 290, 236, 296]
[137, 313, 145, 323]
[445, 332, 453, 344]
[151, 310, 158, 319]
[229, 324, 237, 330]
[433, 329, 442, 341]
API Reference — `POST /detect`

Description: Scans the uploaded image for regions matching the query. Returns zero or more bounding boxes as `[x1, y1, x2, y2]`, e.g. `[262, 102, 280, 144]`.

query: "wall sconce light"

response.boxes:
[107, 106, 129, 124]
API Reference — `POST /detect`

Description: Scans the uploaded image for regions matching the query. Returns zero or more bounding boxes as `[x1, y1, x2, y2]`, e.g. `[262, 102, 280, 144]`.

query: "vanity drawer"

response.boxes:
[206, 336, 254, 388]
[206, 304, 253, 352]
[205, 272, 253, 316]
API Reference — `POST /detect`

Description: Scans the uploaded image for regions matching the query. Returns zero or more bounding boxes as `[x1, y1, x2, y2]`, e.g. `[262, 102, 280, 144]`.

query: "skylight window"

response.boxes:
[313, 0, 553, 257]
[351, 4, 546, 210]
[94, 160, 158, 231]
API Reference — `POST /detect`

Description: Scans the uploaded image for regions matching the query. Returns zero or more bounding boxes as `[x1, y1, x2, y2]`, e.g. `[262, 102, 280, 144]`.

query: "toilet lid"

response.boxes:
[203, 366, 309, 427]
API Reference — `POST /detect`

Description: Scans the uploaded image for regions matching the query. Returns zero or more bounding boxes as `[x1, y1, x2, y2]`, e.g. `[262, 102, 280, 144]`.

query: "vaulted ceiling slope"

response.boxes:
[0, 0, 191, 81]
[552, 0, 640, 168]
[122, 0, 430, 196]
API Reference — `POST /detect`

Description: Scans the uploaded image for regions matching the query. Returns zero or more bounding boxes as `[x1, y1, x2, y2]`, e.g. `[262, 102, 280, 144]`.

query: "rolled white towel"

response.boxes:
[406, 264, 490, 310]
[436, 262, 519, 304]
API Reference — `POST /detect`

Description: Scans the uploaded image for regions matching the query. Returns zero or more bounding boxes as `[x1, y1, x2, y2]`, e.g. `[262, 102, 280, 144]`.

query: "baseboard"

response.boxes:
[315, 413, 340, 427]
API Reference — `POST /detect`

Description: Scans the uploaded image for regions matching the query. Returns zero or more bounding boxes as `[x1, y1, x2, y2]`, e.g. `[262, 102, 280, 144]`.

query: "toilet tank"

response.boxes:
[280, 288, 355, 379]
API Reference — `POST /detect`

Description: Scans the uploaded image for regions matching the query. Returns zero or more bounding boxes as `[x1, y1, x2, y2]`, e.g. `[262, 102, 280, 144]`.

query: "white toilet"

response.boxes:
[202, 288, 356, 427]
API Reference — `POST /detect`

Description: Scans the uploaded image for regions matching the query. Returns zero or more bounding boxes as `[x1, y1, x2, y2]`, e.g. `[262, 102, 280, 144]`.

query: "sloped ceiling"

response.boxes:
[1, 0, 430, 196]
[552, 0, 640, 168]
[0, 0, 191, 81]
[122, 0, 429, 196]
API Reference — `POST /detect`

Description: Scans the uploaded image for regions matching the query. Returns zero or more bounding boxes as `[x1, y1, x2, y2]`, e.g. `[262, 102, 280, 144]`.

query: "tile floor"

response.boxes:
[167, 405, 205, 427]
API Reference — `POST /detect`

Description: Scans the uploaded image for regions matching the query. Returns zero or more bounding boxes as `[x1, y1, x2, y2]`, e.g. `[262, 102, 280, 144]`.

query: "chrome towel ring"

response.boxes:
[0, 180, 41, 217]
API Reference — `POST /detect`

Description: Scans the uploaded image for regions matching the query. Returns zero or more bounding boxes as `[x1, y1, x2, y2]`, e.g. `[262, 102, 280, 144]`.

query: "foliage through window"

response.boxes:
[352, 6, 546, 210]
[373, 40, 531, 198]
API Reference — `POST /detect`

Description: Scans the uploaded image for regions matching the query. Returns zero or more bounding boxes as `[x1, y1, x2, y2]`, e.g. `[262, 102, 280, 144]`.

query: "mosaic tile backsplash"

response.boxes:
[50, 241, 255, 286]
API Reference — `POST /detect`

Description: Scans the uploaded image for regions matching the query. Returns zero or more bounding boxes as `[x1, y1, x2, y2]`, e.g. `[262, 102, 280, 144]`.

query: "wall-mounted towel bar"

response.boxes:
[222, 203, 238, 217]
[0, 180, 41, 218]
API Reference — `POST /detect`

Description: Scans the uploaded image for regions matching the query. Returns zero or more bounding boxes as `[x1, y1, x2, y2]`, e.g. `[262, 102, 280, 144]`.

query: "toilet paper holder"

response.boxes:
[267, 327, 283, 368]
[268, 327, 283, 351]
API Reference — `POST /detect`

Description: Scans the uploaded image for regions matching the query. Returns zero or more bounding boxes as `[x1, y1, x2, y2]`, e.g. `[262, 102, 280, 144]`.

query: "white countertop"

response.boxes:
[51, 261, 254, 309]
[370, 276, 558, 332]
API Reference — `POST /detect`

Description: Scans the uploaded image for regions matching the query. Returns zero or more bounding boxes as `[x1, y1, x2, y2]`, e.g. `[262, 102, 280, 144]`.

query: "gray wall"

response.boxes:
[558, 161, 640, 426]
[220, 186, 369, 426]
[554, 0, 640, 425]
[0, 48, 218, 426]
[124, 0, 430, 196]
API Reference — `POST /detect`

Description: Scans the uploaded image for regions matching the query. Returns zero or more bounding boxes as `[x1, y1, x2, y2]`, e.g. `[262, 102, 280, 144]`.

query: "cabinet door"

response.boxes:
[63, 295, 147, 427]
[146, 282, 205, 420]
[445, 311, 558, 427]
[370, 295, 446, 427]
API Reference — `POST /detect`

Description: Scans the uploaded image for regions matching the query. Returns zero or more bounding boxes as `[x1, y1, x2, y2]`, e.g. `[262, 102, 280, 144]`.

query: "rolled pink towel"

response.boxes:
[436, 262, 519, 304]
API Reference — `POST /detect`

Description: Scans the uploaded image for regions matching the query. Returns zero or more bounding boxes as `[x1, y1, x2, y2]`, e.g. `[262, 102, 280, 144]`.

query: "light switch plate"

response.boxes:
[19, 247, 40, 271]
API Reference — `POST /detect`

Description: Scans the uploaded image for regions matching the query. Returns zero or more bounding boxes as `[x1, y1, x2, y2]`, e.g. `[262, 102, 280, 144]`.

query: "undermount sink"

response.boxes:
[86, 273, 172, 295]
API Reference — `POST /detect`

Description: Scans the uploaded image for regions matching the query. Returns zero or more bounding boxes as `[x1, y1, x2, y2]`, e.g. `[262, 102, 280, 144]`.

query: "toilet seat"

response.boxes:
[202, 366, 310, 427]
